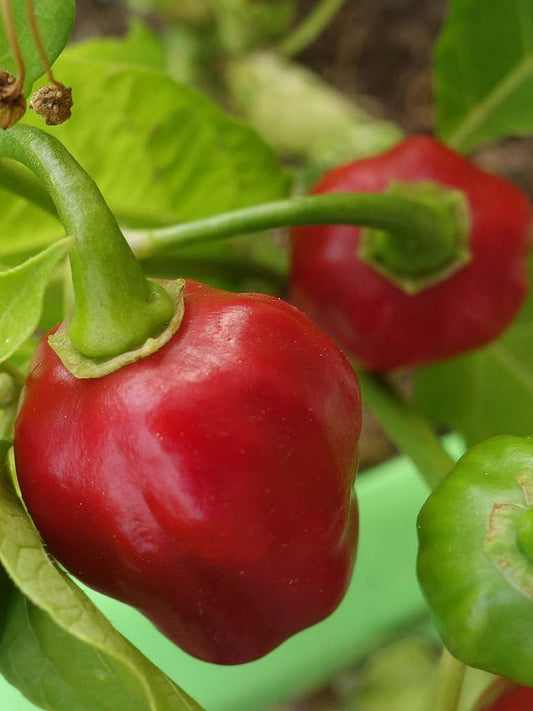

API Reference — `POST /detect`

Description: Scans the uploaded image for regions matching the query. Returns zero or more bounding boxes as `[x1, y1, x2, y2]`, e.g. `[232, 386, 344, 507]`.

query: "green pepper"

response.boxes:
[417, 435, 533, 684]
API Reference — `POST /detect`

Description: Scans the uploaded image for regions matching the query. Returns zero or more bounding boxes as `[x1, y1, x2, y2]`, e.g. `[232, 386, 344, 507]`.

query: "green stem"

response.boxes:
[432, 649, 467, 711]
[126, 192, 461, 273]
[357, 371, 454, 489]
[0, 157, 467, 290]
[356, 370, 467, 708]
[0, 126, 174, 360]
[278, 0, 347, 58]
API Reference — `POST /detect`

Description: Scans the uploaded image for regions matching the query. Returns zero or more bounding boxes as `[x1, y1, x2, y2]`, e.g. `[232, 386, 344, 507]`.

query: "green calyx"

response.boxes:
[49, 280, 185, 379]
[358, 181, 471, 294]
[485, 476, 533, 599]
[0, 126, 179, 376]
[517, 508, 533, 566]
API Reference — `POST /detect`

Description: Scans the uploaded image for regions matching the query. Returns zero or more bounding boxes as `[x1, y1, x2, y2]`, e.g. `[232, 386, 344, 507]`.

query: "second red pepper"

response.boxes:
[290, 137, 531, 371]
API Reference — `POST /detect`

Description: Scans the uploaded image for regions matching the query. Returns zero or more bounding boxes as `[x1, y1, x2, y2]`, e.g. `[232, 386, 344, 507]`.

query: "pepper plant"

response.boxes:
[1, 1, 533, 710]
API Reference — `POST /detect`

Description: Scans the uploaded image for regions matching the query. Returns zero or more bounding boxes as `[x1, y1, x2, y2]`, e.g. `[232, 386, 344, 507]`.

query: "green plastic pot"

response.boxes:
[0, 438, 463, 711]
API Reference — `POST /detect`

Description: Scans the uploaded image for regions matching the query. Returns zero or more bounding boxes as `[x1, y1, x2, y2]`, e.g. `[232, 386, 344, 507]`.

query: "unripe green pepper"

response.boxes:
[417, 436, 533, 684]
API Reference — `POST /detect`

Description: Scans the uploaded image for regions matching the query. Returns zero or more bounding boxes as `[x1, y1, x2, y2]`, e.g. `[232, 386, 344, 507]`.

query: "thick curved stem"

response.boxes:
[0, 126, 174, 359]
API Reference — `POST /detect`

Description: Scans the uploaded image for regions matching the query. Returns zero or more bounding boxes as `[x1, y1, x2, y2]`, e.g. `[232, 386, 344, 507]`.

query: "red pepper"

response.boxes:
[475, 679, 533, 710]
[14, 280, 361, 665]
[290, 136, 531, 371]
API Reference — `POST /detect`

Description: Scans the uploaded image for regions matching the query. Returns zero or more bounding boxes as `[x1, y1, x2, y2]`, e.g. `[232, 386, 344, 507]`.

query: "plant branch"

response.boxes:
[25, 0, 57, 85]
[356, 371, 455, 489]
[279, 0, 347, 58]
[355, 371, 467, 707]
[432, 649, 467, 711]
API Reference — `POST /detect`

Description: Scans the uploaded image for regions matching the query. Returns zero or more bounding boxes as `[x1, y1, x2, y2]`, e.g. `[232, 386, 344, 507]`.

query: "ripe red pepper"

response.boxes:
[475, 679, 533, 710]
[290, 136, 531, 371]
[14, 280, 361, 665]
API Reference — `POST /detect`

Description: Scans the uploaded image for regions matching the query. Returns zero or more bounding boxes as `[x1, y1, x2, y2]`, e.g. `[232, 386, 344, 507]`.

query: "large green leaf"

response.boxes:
[21, 25, 290, 229]
[0, 238, 72, 363]
[0, 444, 203, 711]
[0, 0, 75, 94]
[435, 0, 533, 152]
[414, 258, 533, 445]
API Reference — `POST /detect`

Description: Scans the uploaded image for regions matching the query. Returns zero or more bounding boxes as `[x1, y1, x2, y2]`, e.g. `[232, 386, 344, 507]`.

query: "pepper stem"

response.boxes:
[0, 125, 175, 360]
[126, 187, 470, 294]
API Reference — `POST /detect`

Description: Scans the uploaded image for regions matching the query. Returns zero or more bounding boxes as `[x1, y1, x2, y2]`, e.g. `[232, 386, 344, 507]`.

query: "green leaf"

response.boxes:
[21, 26, 290, 229]
[0, 186, 61, 260]
[0, 0, 75, 94]
[435, 0, 533, 152]
[0, 237, 72, 364]
[0, 447, 204, 711]
[72, 19, 166, 72]
[414, 259, 533, 445]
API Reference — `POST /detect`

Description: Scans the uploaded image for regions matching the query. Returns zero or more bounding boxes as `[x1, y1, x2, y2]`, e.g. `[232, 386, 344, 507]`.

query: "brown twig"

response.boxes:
[0, 0, 25, 95]
[25, 0, 57, 85]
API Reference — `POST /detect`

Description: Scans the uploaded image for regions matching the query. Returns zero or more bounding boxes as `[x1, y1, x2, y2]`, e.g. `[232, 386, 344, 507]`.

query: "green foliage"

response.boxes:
[415, 258, 533, 445]
[226, 52, 402, 165]
[21, 25, 289, 230]
[435, 0, 533, 152]
[0, 0, 75, 94]
[0, 24, 290, 262]
[0, 445, 204, 711]
[0, 238, 72, 364]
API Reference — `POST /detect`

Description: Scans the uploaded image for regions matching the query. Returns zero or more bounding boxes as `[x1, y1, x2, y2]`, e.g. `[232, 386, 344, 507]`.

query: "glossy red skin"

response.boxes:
[475, 680, 533, 710]
[290, 136, 532, 371]
[14, 281, 361, 665]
